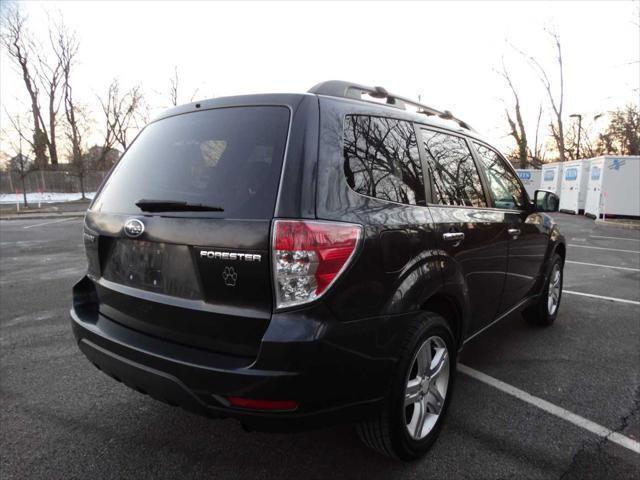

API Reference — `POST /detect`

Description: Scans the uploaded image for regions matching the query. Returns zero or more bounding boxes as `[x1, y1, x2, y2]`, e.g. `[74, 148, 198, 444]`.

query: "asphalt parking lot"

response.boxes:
[1, 213, 638, 479]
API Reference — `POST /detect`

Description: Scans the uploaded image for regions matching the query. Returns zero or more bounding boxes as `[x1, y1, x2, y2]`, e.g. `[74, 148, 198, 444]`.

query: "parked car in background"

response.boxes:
[71, 81, 565, 460]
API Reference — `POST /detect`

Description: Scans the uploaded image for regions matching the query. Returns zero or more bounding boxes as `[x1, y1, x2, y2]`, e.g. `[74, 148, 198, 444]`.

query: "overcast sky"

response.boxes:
[1, 0, 638, 156]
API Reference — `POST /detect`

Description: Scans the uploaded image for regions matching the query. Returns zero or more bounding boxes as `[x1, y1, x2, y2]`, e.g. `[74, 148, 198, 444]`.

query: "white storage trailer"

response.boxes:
[540, 163, 563, 195]
[515, 169, 542, 199]
[559, 160, 590, 214]
[584, 156, 640, 218]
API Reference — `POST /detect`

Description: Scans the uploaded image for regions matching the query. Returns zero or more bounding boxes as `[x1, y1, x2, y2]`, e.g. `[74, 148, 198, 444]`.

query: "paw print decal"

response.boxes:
[222, 266, 238, 287]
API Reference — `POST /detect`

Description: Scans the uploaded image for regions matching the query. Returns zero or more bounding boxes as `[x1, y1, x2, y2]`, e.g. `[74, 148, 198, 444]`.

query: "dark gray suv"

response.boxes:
[71, 80, 565, 460]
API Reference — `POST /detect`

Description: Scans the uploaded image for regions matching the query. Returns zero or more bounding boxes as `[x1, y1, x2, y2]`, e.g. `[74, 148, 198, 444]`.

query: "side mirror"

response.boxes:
[534, 190, 559, 212]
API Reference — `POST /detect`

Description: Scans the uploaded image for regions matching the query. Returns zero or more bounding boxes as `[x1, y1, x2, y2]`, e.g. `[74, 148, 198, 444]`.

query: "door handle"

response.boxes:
[443, 232, 465, 242]
[508, 228, 521, 237]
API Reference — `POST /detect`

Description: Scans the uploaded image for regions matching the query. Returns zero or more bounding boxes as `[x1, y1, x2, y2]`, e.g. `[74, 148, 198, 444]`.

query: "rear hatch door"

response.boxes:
[85, 105, 291, 357]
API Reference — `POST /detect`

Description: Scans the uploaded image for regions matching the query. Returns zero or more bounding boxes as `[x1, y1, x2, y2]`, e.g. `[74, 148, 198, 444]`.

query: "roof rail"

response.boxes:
[308, 80, 475, 132]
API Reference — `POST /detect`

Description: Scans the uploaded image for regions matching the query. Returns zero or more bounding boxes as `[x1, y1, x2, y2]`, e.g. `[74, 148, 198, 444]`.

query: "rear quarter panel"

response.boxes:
[314, 97, 446, 322]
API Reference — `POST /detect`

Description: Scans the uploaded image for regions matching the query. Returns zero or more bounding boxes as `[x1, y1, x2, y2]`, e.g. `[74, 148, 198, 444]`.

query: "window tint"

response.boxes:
[420, 129, 486, 207]
[92, 106, 290, 219]
[473, 143, 526, 210]
[343, 116, 425, 206]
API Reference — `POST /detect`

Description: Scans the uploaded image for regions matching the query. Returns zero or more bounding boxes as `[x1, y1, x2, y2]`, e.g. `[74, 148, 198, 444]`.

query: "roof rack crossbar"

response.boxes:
[308, 80, 474, 132]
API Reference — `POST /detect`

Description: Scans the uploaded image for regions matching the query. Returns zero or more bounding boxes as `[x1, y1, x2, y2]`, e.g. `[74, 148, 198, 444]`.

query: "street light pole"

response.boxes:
[570, 113, 582, 159]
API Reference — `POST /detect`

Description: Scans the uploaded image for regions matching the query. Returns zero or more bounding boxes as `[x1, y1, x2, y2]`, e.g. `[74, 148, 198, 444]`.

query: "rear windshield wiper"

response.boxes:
[135, 199, 224, 212]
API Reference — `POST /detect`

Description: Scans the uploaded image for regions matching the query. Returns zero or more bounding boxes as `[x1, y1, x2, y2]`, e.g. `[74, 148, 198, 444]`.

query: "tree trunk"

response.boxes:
[48, 95, 58, 165]
[21, 176, 28, 207]
[79, 171, 85, 200]
[24, 65, 48, 167]
[7, 170, 14, 192]
[518, 143, 528, 168]
[557, 121, 566, 162]
[33, 125, 49, 167]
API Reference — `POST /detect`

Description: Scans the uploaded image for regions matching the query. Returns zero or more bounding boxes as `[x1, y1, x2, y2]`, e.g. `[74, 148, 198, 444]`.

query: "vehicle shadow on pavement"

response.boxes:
[7, 366, 580, 480]
[1, 335, 566, 480]
[4, 307, 638, 479]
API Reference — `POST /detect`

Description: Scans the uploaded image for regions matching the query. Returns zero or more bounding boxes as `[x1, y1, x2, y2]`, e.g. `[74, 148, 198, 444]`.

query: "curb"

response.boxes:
[0, 212, 86, 221]
[594, 219, 640, 230]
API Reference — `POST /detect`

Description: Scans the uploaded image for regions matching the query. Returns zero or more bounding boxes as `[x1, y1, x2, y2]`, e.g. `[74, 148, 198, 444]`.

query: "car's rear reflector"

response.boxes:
[272, 220, 362, 309]
[227, 396, 299, 411]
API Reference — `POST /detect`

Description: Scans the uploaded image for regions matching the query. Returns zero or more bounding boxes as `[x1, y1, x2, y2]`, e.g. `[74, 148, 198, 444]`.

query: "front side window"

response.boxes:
[473, 143, 526, 210]
[420, 129, 486, 207]
[343, 115, 425, 206]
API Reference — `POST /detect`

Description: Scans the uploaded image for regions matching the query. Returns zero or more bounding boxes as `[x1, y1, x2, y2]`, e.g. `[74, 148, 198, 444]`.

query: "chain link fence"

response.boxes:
[0, 170, 109, 194]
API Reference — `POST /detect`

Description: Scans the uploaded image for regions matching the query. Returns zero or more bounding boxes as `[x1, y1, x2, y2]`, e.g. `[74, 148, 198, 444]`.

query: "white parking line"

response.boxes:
[458, 364, 640, 455]
[564, 290, 640, 305]
[566, 260, 640, 272]
[23, 218, 75, 229]
[568, 244, 640, 254]
[591, 235, 640, 242]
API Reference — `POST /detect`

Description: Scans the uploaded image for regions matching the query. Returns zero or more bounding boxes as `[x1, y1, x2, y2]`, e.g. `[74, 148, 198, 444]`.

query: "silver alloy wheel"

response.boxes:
[547, 263, 562, 315]
[404, 336, 450, 440]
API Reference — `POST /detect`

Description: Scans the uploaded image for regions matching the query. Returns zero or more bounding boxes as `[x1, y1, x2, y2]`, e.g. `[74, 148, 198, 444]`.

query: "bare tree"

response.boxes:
[169, 66, 179, 106]
[55, 24, 88, 197]
[1, 6, 48, 167]
[3, 113, 32, 206]
[98, 79, 145, 163]
[564, 118, 596, 160]
[530, 104, 546, 166]
[1, 6, 68, 166]
[597, 105, 640, 155]
[97, 81, 118, 166]
[497, 58, 528, 168]
[168, 66, 199, 106]
[9, 153, 32, 206]
[516, 29, 567, 162]
[38, 23, 65, 166]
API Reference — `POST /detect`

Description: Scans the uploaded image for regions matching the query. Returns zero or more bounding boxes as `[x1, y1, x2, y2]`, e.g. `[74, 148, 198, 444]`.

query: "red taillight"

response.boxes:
[227, 397, 299, 411]
[273, 220, 362, 309]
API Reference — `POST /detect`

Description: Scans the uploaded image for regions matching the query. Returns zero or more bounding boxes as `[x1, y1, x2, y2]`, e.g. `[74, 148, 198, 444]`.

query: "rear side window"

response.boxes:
[343, 115, 425, 206]
[420, 129, 486, 207]
[473, 143, 526, 209]
[92, 106, 290, 219]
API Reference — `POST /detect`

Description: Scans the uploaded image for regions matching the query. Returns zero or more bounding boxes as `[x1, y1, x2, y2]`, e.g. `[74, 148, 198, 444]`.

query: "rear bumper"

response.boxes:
[70, 280, 416, 431]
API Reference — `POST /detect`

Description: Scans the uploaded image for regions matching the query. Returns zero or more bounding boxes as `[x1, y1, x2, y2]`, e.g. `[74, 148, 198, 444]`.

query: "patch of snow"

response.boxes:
[0, 192, 96, 204]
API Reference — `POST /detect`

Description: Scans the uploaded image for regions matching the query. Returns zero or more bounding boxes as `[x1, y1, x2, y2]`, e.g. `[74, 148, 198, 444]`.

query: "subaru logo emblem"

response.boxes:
[124, 218, 145, 238]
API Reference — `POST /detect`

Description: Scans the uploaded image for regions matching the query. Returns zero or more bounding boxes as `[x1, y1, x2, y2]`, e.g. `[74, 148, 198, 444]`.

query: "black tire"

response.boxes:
[523, 253, 564, 326]
[356, 312, 456, 460]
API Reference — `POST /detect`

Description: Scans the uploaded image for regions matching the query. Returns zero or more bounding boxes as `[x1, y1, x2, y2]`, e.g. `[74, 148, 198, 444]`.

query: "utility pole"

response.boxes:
[570, 113, 582, 159]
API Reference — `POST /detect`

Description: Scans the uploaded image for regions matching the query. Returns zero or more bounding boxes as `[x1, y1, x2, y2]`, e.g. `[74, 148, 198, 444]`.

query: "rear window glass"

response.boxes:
[343, 115, 425, 206]
[92, 106, 290, 218]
